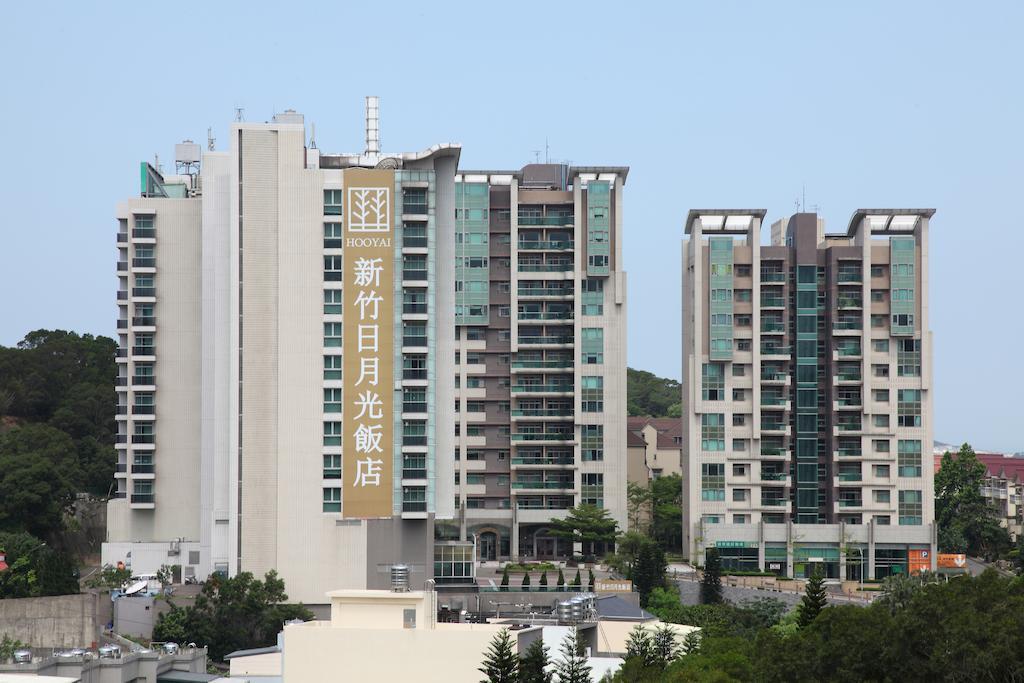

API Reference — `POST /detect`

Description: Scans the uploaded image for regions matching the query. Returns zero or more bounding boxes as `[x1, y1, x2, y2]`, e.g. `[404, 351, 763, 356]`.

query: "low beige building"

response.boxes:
[626, 417, 684, 483]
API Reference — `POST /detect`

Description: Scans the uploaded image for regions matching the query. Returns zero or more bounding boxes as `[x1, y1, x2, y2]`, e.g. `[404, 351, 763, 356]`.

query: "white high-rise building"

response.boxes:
[104, 99, 458, 605]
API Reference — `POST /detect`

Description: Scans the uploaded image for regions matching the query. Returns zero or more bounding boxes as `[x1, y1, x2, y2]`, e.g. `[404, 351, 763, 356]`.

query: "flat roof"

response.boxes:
[846, 208, 935, 236]
[685, 209, 767, 235]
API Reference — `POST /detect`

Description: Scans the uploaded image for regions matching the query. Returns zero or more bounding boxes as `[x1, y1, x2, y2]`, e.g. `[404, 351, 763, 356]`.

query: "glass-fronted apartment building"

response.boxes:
[105, 101, 458, 605]
[681, 209, 936, 579]
[446, 164, 628, 562]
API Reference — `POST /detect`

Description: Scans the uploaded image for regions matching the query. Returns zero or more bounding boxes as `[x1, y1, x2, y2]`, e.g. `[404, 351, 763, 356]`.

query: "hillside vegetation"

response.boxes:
[627, 367, 681, 417]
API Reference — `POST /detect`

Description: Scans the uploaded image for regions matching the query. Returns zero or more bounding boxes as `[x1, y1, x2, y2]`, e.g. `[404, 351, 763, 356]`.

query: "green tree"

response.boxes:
[645, 586, 684, 623]
[556, 568, 565, 590]
[85, 563, 132, 590]
[479, 628, 519, 683]
[587, 568, 595, 591]
[632, 540, 667, 608]
[877, 571, 941, 614]
[152, 570, 312, 661]
[624, 626, 655, 665]
[571, 569, 581, 589]
[649, 475, 683, 552]
[553, 629, 591, 683]
[500, 566, 510, 592]
[652, 624, 682, 667]
[935, 443, 1013, 559]
[521, 572, 531, 589]
[539, 571, 548, 592]
[626, 481, 653, 533]
[699, 549, 723, 605]
[547, 505, 619, 558]
[796, 572, 828, 628]
[0, 424, 78, 540]
[605, 531, 649, 576]
[518, 638, 552, 683]
[0, 531, 79, 598]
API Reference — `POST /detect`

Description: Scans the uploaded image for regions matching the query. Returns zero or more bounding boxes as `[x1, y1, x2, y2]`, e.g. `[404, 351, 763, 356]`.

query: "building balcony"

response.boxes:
[761, 446, 788, 458]
[132, 375, 156, 388]
[132, 434, 155, 444]
[132, 257, 156, 269]
[834, 423, 863, 435]
[131, 228, 156, 239]
[510, 384, 574, 396]
[132, 316, 156, 328]
[834, 448, 863, 458]
[834, 373, 862, 384]
[760, 372, 791, 386]
[518, 215, 574, 226]
[834, 399, 863, 410]
[518, 312, 574, 322]
[837, 272, 862, 284]
[117, 232, 129, 244]
[511, 456, 575, 468]
[760, 499, 792, 512]
[130, 494, 155, 506]
[760, 396, 790, 409]
[132, 405, 155, 415]
[760, 297, 786, 309]
[511, 480, 573, 491]
[757, 473, 791, 486]
[518, 240, 575, 251]
[832, 322, 863, 335]
[760, 322, 785, 333]
[835, 499, 865, 512]
[517, 335, 574, 347]
[760, 422, 790, 435]
[760, 345, 792, 359]
[760, 272, 786, 283]
[510, 432, 576, 445]
[117, 290, 128, 301]
[117, 261, 129, 273]
[517, 288, 574, 299]
[517, 264, 574, 274]
[132, 287, 156, 298]
[837, 298, 863, 310]
[510, 360, 573, 371]
[131, 346, 156, 358]
[401, 270, 429, 283]
[132, 463, 155, 475]
[834, 474, 863, 486]
[834, 347, 863, 359]
[510, 409, 574, 420]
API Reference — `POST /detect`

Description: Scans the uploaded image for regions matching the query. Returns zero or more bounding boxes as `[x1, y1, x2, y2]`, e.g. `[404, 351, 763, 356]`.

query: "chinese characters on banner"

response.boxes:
[343, 170, 394, 517]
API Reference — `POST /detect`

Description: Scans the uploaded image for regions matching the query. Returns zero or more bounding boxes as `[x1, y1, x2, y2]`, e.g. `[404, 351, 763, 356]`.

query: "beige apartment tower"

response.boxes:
[447, 165, 629, 563]
[105, 100, 458, 604]
[681, 209, 936, 580]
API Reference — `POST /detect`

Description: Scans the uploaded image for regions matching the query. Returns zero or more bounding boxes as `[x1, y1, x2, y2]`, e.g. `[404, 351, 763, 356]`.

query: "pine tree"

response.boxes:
[553, 628, 591, 683]
[556, 568, 566, 590]
[479, 628, 519, 683]
[539, 571, 548, 592]
[796, 571, 828, 628]
[651, 624, 681, 667]
[501, 566, 510, 592]
[587, 568, 595, 591]
[521, 572, 531, 589]
[624, 625, 655, 665]
[518, 638, 552, 683]
[571, 569, 581, 589]
[699, 548, 724, 604]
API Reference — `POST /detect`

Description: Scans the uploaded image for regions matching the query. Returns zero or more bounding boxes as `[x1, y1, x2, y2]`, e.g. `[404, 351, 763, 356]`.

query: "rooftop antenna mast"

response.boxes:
[309, 122, 317, 149]
[545, 137, 549, 164]
[531, 150, 541, 163]
[365, 96, 380, 156]
[235, 107, 244, 122]
[207, 127, 215, 151]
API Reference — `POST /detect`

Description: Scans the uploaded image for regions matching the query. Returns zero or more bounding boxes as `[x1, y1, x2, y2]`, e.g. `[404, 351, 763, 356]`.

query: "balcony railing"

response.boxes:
[518, 264, 574, 273]
[512, 480, 573, 489]
[760, 297, 786, 307]
[761, 371, 787, 381]
[837, 473, 862, 482]
[403, 303, 428, 314]
[760, 322, 785, 333]
[133, 375, 155, 386]
[117, 232, 129, 243]
[510, 360, 573, 369]
[837, 272, 862, 283]
[836, 372, 862, 382]
[761, 345, 792, 356]
[761, 446, 786, 456]
[402, 402, 427, 413]
[132, 346, 155, 356]
[518, 215, 573, 226]
[761, 472, 787, 481]
[402, 500, 428, 512]
[402, 468, 427, 480]
[518, 241, 575, 250]
[132, 464, 155, 474]
[518, 335, 573, 345]
[402, 269, 428, 281]
[512, 456, 574, 466]
[510, 384, 573, 393]
[404, 236, 428, 248]
[132, 316, 156, 326]
[511, 409, 574, 418]
[518, 312, 573, 321]
[833, 321, 862, 330]
[402, 435, 427, 446]
[117, 261, 128, 271]
[132, 405, 154, 415]
[510, 433, 574, 442]
[132, 287, 156, 297]
[132, 434, 155, 444]
[115, 463, 127, 472]
[761, 396, 787, 406]
[132, 228, 155, 239]
[324, 204, 343, 215]
[838, 499, 863, 508]
[403, 368, 427, 380]
[761, 422, 786, 432]
[132, 257, 156, 268]
[836, 448, 863, 457]
[837, 346, 862, 357]
[761, 498, 788, 507]
[837, 422, 862, 432]
[760, 272, 786, 283]
[131, 494, 155, 504]
[518, 288, 574, 297]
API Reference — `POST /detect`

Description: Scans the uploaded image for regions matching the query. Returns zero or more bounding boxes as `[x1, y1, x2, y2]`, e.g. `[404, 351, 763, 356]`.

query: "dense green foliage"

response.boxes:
[626, 368, 680, 418]
[479, 628, 519, 683]
[517, 638, 552, 683]
[0, 330, 117, 538]
[620, 571, 1024, 682]
[935, 443, 1012, 559]
[0, 634, 27, 663]
[547, 504, 618, 558]
[552, 629, 591, 683]
[0, 531, 79, 598]
[626, 474, 683, 552]
[152, 570, 312, 662]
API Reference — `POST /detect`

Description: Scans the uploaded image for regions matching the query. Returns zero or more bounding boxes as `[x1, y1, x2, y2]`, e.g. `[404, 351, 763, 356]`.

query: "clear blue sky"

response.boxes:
[1, 1, 1021, 451]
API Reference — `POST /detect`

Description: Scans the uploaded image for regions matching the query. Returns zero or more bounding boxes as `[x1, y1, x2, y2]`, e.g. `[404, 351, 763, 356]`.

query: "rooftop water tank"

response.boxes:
[391, 564, 410, 592]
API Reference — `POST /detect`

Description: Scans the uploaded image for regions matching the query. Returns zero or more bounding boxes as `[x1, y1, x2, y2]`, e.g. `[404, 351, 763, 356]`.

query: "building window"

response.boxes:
[582, 425, 603, 461]
[732, 439, 746, 451]
[733, 514, 749, 524]
[323, 487, 341, 512]
[873, 490, 891, 504]
[581, 376, 604, 412]
[873, 414, 890, 428]
[701, 463, 725, 500]
[324, 190, 343, 215]
[898, 440, 922, 477]
[582, 278, 604, 315]
[732, 388, 745, 402]
[323, 454, 342, 479]
[324, 222, 343, 248]
[324, 421, 342, 446]
[873, 464, 890, 478]
[324, 255, 343, 281]
[873, 439, 890, 453]
[324, 322, 342, 347]
[324, 290, 342, 314]
[733, 464, 747, 477]
[898, 490, 923, 525]
[732, 414, 746, 427]
[732, 364, 746, 377]
[701, 414, 725, 451]
[897, 390, 922, 427]
[581, 327, 604, 364]
[402, 187, 428, 215]
[582, 473, 604, 508]
[323, 388, 342, 413]
[870, 289, 886, 302]
[897, 339, 921, 377]
[872, 339, 889, 353]
[873, 389, 890, 403]
[732, 488, 748, 502]
[702, 363, 725, 400]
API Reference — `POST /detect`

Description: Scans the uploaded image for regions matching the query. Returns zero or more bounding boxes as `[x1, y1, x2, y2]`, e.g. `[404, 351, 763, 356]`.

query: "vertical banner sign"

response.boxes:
[343, 169, 394, 518]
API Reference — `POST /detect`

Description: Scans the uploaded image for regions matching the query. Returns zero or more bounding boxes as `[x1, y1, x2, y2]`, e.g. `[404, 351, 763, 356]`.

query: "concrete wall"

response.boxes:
[0, 593, 100, 648]
[113, 595, 156, 640]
